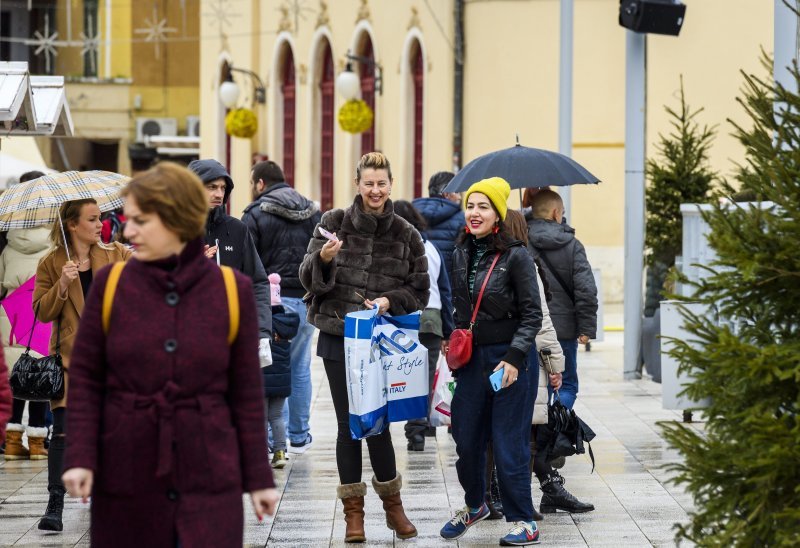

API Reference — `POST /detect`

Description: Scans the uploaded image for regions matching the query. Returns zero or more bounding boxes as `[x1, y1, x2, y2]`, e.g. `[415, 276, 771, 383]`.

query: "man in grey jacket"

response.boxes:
[527, 189, 597, 514]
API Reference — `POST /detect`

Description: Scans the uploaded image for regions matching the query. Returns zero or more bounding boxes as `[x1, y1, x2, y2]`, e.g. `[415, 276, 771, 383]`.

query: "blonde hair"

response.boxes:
[356, 152, 393, 182]
[120, 162, 207, 242]
[50, 199, 97, 249]
[530, 189, 563, 220]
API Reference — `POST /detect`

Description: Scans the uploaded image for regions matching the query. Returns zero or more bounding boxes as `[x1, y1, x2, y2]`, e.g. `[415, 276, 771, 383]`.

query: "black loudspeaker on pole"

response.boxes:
[619, 0, 686, 36]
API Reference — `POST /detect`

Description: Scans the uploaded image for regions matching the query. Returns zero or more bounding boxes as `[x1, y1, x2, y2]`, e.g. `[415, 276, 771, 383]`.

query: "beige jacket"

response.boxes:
[33, 241, 132, 408]
[533, 263, 565, 425]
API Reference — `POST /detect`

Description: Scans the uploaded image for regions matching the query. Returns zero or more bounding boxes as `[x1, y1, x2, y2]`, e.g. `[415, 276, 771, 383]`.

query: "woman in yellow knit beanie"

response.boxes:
[440, 176, 544, 545]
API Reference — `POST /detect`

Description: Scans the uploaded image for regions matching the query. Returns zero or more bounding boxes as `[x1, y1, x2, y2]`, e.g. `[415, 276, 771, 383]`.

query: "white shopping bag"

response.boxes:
[344, 308, 429, 439]
[344, 308, 387, 439]
[429, 355, 455, 427]
[374, 313, 429, 423]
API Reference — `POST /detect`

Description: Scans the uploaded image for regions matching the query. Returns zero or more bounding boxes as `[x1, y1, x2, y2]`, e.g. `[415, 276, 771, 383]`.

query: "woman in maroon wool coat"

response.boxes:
[62, 163, 279, 547]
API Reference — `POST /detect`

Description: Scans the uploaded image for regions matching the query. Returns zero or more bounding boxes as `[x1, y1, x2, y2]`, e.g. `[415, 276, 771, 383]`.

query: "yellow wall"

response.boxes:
[199, 0, 773, 301]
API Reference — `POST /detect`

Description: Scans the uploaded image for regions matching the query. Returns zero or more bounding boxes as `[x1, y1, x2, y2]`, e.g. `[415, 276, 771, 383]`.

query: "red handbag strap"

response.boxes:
[470, 252, 501, 328]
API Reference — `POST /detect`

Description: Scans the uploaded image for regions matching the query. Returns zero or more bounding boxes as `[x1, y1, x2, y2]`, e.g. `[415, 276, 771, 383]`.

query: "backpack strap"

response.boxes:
[220, 266, 239, 345]
[102, 262, 126, 335]
[102, 262, 240, 345]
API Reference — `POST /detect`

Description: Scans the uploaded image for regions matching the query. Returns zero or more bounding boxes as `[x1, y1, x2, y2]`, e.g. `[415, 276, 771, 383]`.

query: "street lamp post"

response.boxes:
[336, 51, 383, 97]
[219, 61, 267, 108]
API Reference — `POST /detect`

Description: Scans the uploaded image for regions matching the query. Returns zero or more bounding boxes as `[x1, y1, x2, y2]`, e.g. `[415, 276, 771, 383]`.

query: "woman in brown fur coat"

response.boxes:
[300, 152, 429, 543]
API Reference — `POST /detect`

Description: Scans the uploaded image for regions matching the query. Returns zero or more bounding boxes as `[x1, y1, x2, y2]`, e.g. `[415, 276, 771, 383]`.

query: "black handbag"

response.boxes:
[540, 392, 597, 472]
[9, 308, 64, 402]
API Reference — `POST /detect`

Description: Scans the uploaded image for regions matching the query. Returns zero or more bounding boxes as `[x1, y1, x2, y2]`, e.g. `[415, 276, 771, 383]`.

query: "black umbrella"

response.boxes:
[443, 142, 600, 193]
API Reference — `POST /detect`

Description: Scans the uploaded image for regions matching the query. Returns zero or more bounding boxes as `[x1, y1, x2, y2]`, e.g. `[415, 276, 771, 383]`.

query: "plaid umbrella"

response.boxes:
[0, 170, 129, 231]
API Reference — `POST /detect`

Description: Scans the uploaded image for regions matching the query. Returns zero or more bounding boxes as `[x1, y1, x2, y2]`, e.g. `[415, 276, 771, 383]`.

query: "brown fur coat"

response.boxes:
[300, 196, 430, 336]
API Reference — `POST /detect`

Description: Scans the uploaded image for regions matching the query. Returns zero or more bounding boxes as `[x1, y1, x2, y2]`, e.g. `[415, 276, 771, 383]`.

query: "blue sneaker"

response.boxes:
[500, 521, 540, 546]
[440, 503, 490, 540]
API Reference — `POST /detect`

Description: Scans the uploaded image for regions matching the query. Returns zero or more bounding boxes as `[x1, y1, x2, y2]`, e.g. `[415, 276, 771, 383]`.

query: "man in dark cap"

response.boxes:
[188, 159, 273, 366]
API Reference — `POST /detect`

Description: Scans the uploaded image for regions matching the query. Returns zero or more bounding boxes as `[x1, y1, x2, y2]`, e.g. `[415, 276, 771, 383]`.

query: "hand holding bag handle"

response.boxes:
[446, 252, 501, 370]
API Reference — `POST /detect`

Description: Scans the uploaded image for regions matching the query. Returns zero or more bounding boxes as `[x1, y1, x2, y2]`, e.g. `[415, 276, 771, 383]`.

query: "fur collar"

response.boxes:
[346, 195, 395, 236]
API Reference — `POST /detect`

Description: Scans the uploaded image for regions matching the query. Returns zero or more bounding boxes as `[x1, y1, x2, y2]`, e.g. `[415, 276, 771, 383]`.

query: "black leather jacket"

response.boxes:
[451, 236, 542, 369]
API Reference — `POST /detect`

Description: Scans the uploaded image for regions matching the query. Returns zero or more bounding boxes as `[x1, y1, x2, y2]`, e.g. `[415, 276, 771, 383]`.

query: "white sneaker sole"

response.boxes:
[287, 443, 312, 454]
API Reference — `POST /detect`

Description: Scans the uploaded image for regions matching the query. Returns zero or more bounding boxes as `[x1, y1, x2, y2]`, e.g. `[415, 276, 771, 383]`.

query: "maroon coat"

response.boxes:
[64, 239, 274, 547]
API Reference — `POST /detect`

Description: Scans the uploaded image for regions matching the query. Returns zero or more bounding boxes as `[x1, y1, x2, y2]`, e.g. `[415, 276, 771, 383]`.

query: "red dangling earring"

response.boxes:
[465, 226, 471, 234]
[492, 224, 500, 234]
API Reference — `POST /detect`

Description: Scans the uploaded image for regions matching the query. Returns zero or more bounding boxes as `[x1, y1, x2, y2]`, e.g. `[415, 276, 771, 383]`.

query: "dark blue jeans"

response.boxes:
[451, 343, 537, 522]
[548, 339, 578, 409]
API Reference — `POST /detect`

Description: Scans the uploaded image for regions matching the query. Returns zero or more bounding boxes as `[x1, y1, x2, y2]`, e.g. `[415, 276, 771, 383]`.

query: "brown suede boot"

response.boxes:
[27, 427, 49, 461]
[4, 424, 29, 460]
[372, 474, 417, 539]
[337, 482, 367, 543]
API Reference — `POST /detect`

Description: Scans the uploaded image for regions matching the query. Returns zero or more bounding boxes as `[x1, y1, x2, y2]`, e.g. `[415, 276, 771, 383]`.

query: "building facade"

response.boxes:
[1, 0, 200, 173]
[199, 0, 772, 303]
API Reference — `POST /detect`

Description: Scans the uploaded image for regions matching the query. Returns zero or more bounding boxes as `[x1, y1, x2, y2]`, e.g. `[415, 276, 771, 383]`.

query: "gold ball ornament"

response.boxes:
[225, 108, 258, 139]
[338, 99, 374, 134]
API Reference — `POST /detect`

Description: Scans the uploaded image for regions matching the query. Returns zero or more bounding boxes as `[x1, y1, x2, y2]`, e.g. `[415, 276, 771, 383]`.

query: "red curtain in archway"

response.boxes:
[281, 48, 296, 187]
[412, 45, 424, 198]
[320, 43, 335, 211]
[360, 37, 376, 155]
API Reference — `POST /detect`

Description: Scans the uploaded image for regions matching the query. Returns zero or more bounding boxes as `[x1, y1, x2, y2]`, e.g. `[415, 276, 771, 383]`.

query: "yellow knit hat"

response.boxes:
[464, 177, 511, 220]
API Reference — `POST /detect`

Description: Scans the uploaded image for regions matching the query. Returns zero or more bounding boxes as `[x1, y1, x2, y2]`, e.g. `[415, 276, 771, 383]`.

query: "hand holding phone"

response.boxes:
[489, 368, 504, 392]
[318, 227, 338, 241]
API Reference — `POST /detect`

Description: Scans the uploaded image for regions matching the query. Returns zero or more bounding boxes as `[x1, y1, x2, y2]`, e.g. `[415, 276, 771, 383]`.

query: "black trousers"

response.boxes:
[10, 399, 47, 427]
[323, 357, 397, 485]
[48, 408, 66, 493]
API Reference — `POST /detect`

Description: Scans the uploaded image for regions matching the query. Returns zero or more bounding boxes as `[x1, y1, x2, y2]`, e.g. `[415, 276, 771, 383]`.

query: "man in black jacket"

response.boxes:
[188, 159, 273, 367]
[242, 160, 320, 454]
[527, 189, 597, 515]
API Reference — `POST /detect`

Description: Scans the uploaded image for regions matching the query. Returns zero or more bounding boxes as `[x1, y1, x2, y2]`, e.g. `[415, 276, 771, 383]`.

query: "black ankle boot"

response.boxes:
[38, 487, 65, 531]
[406, 433, 424, 451]
[540, 472, 594, 514]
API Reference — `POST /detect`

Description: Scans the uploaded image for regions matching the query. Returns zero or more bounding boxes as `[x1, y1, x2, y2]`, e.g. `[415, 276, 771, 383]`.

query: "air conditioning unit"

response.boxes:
[135, 117, 178, 142]
[186, 115, 200, 137]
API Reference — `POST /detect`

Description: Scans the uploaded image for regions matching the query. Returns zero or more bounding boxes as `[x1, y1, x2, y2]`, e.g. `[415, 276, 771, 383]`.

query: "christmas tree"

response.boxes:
[660, 56, 800, 546]
[643, 78, 716, 316]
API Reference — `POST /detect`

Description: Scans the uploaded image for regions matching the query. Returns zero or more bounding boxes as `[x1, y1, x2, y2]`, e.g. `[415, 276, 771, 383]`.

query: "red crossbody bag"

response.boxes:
[446, 252, 502, 370]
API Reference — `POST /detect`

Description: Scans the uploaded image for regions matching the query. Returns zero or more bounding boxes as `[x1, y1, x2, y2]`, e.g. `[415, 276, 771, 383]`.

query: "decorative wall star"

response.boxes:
[134, 3, 178, 60]
[25, 13, 64, 74]
[80, 14, 100, 75]
[203, 0, 241, 36]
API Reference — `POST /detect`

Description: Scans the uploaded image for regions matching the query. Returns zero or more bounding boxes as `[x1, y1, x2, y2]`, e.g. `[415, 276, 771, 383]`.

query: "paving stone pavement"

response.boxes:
[0, 330, 699, 547]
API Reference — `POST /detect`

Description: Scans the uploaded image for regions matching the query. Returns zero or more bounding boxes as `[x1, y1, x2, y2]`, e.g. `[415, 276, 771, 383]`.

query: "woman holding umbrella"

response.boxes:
[32, 198, 132, 531]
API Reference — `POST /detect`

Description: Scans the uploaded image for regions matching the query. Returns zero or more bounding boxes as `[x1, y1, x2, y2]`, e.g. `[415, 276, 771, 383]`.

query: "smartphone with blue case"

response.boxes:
[489, 368, 504, 392]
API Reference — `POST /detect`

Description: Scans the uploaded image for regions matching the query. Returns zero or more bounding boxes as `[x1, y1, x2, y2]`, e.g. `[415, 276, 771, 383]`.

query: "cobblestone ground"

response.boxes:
[0, 330, 699, 547]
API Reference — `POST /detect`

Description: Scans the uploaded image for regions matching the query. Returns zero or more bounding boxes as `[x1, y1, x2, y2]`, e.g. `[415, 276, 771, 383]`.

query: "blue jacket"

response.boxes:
[412, 197, 464, 276]
[262, 305, 300, 398]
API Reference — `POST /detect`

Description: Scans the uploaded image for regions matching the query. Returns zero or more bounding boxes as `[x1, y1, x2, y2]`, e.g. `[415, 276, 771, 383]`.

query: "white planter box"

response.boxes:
[660, 300, 711, 410]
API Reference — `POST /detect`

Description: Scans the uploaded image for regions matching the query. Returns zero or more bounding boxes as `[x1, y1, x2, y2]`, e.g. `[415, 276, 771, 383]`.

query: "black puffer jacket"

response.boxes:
[527, 218, 597, 340]
[242, 183, 321, 298]
[299, 196, 430, 336]
[189, 159, 272, 338]
[451, 235, 542, 369]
